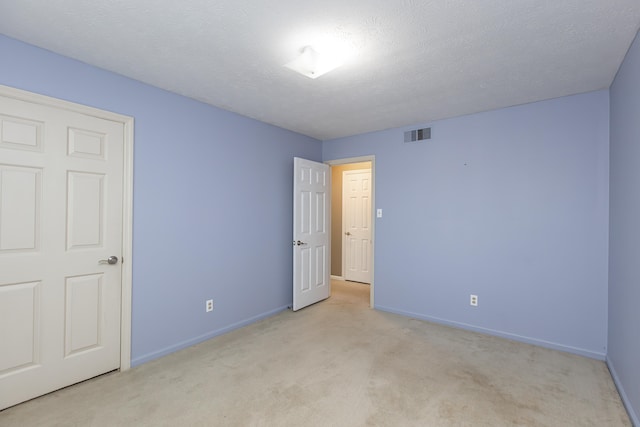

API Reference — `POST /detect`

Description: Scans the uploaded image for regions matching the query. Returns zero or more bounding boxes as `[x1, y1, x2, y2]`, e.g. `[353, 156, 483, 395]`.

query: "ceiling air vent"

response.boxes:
[404, 127, 431, 142]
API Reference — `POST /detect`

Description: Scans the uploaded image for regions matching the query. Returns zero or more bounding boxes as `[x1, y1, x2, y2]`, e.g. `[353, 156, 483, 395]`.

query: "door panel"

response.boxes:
[0, 281, 40, 375]
[0, 94, 124, 410]
[343, 169, 372, 283]
[293, 158, 330, 311]
[64, 274, 104, 356]
[67, 127, 106, 159]
[0, 114, 43, 151]
[67, 172, 105, 249]
[0, 166, 41, 251]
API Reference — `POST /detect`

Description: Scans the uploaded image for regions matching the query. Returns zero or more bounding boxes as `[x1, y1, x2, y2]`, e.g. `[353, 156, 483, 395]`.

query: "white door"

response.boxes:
[343, 169, 372, 284]
[0, 94, 124, 409]
[292, 157, 330, 311]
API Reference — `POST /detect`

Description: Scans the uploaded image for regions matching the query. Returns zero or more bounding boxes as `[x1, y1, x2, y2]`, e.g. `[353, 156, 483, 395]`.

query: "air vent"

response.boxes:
[404, 127, 431, 142]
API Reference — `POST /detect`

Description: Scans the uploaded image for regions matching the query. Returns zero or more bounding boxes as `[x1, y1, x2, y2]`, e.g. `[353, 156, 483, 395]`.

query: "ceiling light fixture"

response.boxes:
[284, 45, 343, 79]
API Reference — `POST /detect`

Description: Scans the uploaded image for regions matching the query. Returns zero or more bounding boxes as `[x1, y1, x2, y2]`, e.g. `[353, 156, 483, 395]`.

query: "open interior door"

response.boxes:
[292, 157, 330, 311]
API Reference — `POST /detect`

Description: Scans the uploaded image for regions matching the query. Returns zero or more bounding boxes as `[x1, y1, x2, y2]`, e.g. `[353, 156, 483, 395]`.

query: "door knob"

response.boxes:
[345, 232, 351, 236]
[295, 240, 307, 246]
[99, 256, 119, 265]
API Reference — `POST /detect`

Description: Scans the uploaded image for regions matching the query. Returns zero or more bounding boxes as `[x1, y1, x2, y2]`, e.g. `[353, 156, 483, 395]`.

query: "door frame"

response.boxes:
[326, 156, 375, 308]
[0, 84, 134, 371]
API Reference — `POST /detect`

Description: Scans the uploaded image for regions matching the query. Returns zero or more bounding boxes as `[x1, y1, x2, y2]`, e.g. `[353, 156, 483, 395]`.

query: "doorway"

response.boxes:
[326, 156, 375, 308]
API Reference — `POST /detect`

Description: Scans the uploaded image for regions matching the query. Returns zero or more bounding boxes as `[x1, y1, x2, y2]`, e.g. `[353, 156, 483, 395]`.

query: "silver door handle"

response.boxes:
[345, 232, 351, 236]
[294, 240, 307, 246]
[99, 256, 119, 265]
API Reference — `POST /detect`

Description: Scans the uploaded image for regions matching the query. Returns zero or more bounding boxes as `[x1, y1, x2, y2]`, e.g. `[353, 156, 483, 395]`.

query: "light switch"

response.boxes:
[377, 209, 383, 218]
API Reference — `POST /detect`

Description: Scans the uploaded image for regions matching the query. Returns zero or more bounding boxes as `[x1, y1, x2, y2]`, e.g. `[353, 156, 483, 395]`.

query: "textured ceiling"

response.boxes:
[1, 1, 639, 140]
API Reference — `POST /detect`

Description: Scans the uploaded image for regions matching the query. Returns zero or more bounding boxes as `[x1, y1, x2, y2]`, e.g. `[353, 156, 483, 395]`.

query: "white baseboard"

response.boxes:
[375, 305, 606, 360]
[131, 305, 289, 367]
[607, 357, 639, 426]
[331, 275, 345, 281]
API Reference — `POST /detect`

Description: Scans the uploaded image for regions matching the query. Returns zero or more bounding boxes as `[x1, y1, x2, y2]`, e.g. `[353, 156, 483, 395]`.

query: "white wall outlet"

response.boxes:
[470, 294, 478, 307]
[206, 299, 214, 312]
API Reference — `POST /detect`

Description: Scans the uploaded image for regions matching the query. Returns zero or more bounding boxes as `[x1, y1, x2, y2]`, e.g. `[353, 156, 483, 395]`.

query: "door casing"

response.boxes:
[0, 84, 134, 371]
[326, 156, 375, 308]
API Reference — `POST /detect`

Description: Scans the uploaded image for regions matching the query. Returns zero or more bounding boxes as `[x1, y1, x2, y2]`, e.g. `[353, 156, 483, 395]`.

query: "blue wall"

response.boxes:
[324, 91, 610, 359]
[0, 35, 322, 365]
[3, 33, 638, 423]
[609, 30, 640, 426]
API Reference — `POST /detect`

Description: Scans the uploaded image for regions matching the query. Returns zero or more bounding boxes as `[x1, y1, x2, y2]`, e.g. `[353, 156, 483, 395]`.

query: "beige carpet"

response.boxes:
[1, 280, 631, 426]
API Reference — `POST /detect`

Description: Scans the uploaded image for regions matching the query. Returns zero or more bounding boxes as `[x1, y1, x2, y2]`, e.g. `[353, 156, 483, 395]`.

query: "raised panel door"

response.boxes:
[0, 94, 124, 410]
[293, 158, 330, 311]
[343, 169, 372, 284]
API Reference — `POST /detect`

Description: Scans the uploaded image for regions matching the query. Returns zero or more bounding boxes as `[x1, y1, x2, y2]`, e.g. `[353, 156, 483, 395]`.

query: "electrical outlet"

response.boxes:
[470, 294, 478, 307]
[206, 299, 214, 312]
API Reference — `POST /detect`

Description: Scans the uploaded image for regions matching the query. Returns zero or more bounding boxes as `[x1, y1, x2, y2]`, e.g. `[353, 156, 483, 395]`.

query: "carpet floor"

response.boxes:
[0, 280, 631, 426]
